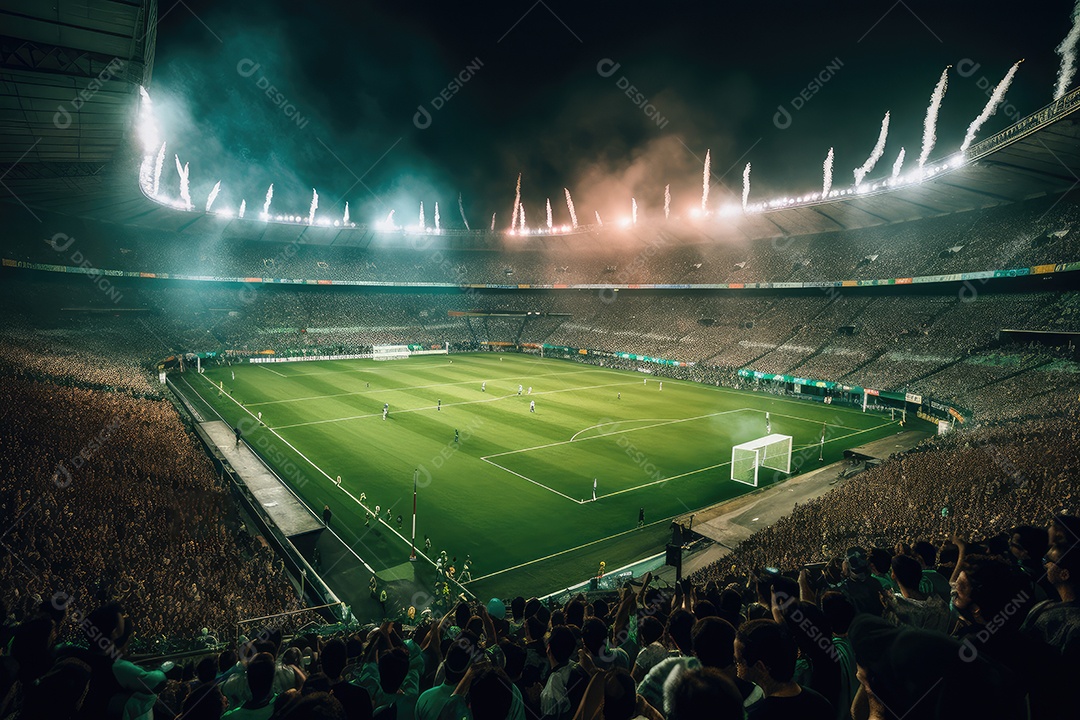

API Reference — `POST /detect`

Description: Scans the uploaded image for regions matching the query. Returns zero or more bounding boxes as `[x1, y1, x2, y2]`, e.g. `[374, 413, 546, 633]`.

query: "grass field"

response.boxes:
[179, 353, 908, 598]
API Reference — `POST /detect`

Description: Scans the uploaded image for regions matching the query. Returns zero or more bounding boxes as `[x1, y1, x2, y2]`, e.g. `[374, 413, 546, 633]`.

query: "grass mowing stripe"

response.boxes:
[272, 380, 639, 430]
[192, 354, 925, 598]
[192, 371, 445, 579]
[247, 367, 607, 407]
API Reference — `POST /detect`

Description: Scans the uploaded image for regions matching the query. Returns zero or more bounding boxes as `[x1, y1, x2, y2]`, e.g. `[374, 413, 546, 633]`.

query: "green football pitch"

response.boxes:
[181, 353, 906, 598]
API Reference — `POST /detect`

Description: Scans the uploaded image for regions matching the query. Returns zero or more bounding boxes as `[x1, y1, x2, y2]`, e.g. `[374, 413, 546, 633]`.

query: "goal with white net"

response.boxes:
[731, 434, 793, 486]
[372, 344, 410, 361]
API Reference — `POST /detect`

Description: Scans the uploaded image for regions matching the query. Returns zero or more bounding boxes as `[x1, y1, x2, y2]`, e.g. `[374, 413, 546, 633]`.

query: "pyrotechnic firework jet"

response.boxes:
[701, 149, 711, 212]
[919, 67, 950, 169]
[1056, 2, 1080, 100]
[491, 212, 496, 231]
[595, 211, 603, 227]
[434, 202, 441, 231]
[343, 202, 350, 225]
[263, 184, 274, 216]
[385, 209, 396, 228]
[961, 60, 1023, 153]
[239, 199, 246, 219]
[564, 188, 579, 228]
[632, 198, 638, 225]
[137, 86, 158, 152]
[206, 181, 221, 212]
[511, 173, 522, 231]
[308, 189, 319, 225]
[174, 156, 191, 210]
[519, 203, 525, 231]
[664, 184, 671, 219]
[822, 147, 834, 197]
[458, 193, 470, 230]
[419, 201, 426, 230]
[152, 141, 166, 196]
[546, 198, 553, 229]
[892, 148, 906, 178]
[742, 164, 751, 209]
[854, 112, 890, 186]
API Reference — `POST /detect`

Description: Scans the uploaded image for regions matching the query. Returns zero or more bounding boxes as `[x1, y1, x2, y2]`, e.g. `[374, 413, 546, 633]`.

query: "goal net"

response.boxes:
[731, 434, 792, 486]
[373, 344, 410, 361]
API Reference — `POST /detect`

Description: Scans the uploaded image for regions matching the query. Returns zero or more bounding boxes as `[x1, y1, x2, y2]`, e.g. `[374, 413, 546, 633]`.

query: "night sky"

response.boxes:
[151, 0, 1076, 226]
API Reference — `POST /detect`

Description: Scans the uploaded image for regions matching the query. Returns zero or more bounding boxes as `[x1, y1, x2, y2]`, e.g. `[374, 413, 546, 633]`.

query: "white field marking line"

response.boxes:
[760, 409, 860, 431]
[591, 420, 897, 501]
[570, 418, 676, 442]
[260, 358, 531, 378]
[246, 367, 606, 407]
[473, 419, 902, 579]
[193, 372, 450, 583]
[481, 457, 581, 503]
[468, 516, 681, 583]
[256, 364, 287, 377]
[482, 417, 899, 505]
[676, 375, 881, 423]
[492, 409, 746, 458]
[323, 526, 375, 574]
[272, 380, 638, 430]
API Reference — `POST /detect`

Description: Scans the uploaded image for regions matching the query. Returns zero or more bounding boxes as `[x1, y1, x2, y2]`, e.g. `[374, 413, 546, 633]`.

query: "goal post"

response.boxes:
[372, 344, 410, 361]
[731, 434, 793, 486]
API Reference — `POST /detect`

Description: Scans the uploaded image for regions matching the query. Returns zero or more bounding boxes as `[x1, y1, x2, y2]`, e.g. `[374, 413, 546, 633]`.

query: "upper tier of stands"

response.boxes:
[6, 191, 1080, 288]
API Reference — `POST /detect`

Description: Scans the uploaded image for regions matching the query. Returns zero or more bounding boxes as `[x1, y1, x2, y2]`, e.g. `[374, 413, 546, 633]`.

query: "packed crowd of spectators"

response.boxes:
[0, 373, 302, 653]
[2, 499, 1076, 719]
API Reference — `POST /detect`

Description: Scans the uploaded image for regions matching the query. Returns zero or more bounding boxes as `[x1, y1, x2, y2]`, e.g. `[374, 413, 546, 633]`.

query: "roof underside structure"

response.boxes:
[0, 0, 156, 176]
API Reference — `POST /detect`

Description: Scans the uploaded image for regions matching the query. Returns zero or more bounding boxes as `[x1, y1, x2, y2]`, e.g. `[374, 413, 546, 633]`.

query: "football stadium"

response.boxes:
[1, 2, 1079, 719]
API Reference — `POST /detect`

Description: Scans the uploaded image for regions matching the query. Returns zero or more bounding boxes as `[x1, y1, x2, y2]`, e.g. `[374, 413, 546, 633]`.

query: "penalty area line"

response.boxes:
[480, 457, 583, 503]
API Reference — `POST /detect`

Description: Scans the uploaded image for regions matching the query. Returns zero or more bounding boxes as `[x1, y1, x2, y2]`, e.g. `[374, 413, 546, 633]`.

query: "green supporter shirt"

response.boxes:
[872, 572, 898, 593]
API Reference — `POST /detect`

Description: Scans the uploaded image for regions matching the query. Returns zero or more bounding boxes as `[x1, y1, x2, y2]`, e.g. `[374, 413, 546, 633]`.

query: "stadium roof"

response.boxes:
[0, 0, 156, 174]
[1, 57, 1079, 247]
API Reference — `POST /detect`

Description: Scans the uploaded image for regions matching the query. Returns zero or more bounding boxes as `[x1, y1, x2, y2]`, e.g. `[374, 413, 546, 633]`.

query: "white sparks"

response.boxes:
[822, 147, 834, 196]
[419, 201, 426, 230]
[511, 173, 522, 231]
[343, 202, 350, 225]
[854, 112, 890, 186]
[491, 212, 496, 231]
[595, 211, 603, 227]
[205, 181, 221, 212]
[519, 203, 525, 230]
[239, 199, 246, 219]
[631, 197, 638, 225]
[664, 184, 671, 219]
[263, 184, 274, 216]
[546, 198, 553, 229]
[308, 188, 318, 225]
[434, 201, 441, 231]
[564, 188, 579, 228]
[152, 141, 166, 197]
[701, 149, 711, 212]
[459, 193, 470, 230]
[961, 61, 1023, 153]
[919, 67, 950, 168]
[174, 155, 191, 210]
[137, 86, 159, 154]
[742, 164, 751, 209]
[385, 209, 396, 228]
[892, 147, 906, 178]
[1056, 1, 1080, 100]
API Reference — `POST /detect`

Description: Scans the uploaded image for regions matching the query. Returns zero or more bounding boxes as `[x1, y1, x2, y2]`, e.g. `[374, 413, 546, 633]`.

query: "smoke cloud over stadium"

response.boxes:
[150, 1, 1076, 230]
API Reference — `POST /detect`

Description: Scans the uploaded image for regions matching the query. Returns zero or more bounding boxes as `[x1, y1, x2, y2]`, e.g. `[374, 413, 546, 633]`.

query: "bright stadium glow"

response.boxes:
[132, 76, 1044, 234]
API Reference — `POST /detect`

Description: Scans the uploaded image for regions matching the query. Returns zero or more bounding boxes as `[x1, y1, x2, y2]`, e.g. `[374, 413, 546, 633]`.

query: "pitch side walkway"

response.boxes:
[659, 430, 931, 579]
[202, 421, 325, 537]
[198, 420, 398, 620]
